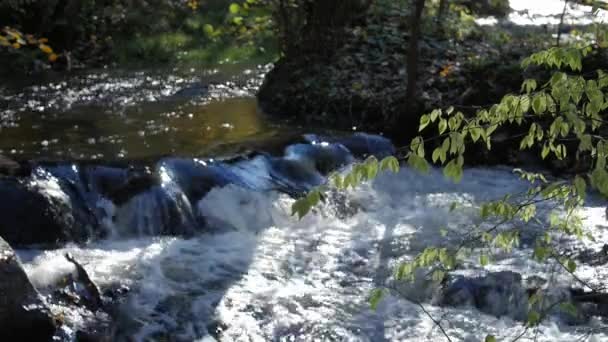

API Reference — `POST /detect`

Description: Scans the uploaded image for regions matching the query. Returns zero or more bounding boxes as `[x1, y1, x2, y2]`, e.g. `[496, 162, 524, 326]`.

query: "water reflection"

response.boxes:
[0, 63, 293, 161]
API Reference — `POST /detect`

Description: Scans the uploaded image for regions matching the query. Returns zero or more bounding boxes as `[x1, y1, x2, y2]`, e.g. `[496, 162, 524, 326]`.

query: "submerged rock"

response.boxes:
[435, 271, 608, 325]
[0, 237, 56, 340]
[436, 271, 529, 321]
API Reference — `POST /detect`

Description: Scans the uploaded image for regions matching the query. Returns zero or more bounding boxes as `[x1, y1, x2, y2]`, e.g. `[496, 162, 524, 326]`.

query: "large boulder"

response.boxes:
[0, 237, 56, 340]
[0, 178, 73, 247]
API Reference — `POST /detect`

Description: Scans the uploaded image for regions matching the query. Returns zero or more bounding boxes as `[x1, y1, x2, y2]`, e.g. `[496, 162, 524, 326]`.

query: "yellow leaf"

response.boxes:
[12, 42, 20, 49]
[0, 36, 9, 47]
[439, 64, 454, 78]
[38, 38, 49, 43]
[48, 53, 58, 62]
[5, 29, 21, 40]
[39, 44, 53, 54]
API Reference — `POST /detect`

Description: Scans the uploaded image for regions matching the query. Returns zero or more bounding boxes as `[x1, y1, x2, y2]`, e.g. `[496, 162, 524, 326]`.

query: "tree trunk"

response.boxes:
[556, 0, 569, 47]
[437, 0, 448, 36]
[398, 0, 426, 141]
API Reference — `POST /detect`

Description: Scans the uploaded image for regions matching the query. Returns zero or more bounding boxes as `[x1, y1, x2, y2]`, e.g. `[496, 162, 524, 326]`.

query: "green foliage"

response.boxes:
[293, 45, 608, 336]
[369, 288, 386, 310]
[290, 155, 400, 220]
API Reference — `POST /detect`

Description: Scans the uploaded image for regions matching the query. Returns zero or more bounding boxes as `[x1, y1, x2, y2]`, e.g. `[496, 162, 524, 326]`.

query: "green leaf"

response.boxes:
[521, 79, 537, 94]
[419, 115, 430, 132]
[291, 197, 311, 220]
[430, 109, 441, 122]
[203, 24, 215, 35]
[566, 259, 577, 273]
[380, 156, 400, 173]
[229, 3, 241, 14]
[527, 310, 541, 326]
[534, 244, 549, 261]
[541, 144, 550, 159]
[432, 269, 445, 283]
[308, 190, 321, 207]
[574, 176, 586, 199]
[485, 335, 497, 342]
[408, 154, 430, 173]
[559, 302, 578, 316]
[480, 254, 490, 266]
[532, 93, 547, 114]
[432, 148, 441, 163]
[369, 288, 385, 311]
[439, 119, 448, 134]
[470, 127, 481, 142]
[331, 173, 344, 189]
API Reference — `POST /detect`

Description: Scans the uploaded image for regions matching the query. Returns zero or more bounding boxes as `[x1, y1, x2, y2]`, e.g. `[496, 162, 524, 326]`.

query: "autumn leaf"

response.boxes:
[48, 53, 58, 62]
[439, 64, 454, 78]
[39, 44, 53, 54]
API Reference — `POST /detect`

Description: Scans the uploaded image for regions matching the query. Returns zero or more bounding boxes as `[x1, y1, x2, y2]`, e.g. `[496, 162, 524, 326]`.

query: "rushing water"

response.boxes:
[477, 0, 608, 26]
[2, 1, 608, 340]
[17, 165, 608, 341]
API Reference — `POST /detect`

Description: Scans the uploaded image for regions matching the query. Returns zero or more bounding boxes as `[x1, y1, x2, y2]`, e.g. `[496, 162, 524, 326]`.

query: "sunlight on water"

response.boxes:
[19, 167, 608, 341]
[0, 65, 289, 161]
[476, 0, 608, 26]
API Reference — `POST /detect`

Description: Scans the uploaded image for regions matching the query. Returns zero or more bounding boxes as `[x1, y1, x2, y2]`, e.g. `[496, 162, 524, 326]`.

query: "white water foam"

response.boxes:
[19, 166, 608, 341]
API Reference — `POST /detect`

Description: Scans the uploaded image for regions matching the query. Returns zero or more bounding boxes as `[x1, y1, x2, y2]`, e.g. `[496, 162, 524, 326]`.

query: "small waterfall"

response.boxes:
[1, 133, 394, 246]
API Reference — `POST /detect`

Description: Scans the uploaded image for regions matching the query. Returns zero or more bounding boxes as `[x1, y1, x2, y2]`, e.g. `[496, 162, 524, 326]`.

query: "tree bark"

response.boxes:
[556, 0, 569, 47]
[399, 0, 426, 141]
[436, 0, 448, 38]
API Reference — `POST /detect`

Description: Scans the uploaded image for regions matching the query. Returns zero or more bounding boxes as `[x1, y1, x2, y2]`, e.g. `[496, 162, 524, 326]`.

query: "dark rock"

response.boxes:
[284, 142, 354, 174]
[0, 237, 56, 340]
[0, 155, 31, 177]
[65, 253, 104, 311]
[157, 158, 238, 204]
[436, 271, 528, 320]
[171, 83, 210, 99]
[84, 165, 159, 206]
[0, 178, 74, 247]
[577, 244, 608, 266]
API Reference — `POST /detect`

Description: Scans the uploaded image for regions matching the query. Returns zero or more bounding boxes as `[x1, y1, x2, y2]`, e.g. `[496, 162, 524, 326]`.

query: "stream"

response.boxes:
[2, 1, 608, 341]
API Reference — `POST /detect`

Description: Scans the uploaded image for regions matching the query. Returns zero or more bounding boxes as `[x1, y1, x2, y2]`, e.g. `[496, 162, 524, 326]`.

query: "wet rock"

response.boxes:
[570, 288, 608, 321]
[577, 244, 608, 266]
[436, 271, 529, 320]
[48, 254, 117, 341]
[0, 237, 56, 340]
[157, 158, 238, 203]
[304, 133, 396, 159]
[84, 165, 159, 206]
[0, 178, 73, 246]
[171, 83, 210, 99]
[284, 142, 354, 174]
[65, 253, 104, 311]
[436, 271, 608, 325]
[114, 184, 198, 236]
[0, 155, 31, 177]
